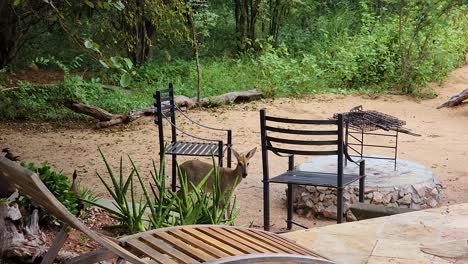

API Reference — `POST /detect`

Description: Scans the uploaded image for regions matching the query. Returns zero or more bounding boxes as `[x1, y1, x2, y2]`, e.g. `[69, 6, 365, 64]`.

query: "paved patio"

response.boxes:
[281, 203, 468, 263]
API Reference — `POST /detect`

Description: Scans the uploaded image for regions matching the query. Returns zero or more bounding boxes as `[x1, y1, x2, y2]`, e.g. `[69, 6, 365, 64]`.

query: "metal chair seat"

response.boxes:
[269, 170, 364, 188]
[166, 141, 226, 157]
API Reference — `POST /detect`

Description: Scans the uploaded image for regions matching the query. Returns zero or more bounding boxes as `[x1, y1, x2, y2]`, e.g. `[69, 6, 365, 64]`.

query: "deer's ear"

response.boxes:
[232, 148, 241, 160]
[246, 147, 257, 159]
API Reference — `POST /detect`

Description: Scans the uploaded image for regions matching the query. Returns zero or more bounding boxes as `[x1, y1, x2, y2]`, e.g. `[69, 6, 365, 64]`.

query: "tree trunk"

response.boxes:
[235, 0, 248, 51]
[187, 9, 202, 104]
[0, 2, 20, 67]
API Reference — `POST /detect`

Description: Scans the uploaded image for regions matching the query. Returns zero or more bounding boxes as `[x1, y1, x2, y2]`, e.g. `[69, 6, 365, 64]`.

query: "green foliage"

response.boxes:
[89, 150, 238, 234]
[0, 0, 466, 121]
[18, 162, 80, 224]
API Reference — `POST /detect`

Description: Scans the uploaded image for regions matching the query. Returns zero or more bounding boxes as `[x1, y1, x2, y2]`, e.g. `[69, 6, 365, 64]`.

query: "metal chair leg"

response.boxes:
[263, 181, 270, 231]
[171, 154, 177, 192]
[359, 160, 365, 203]
[287, 183, 293, 230]
[337, 187, 343, 224]
[359, 178, 365, 203]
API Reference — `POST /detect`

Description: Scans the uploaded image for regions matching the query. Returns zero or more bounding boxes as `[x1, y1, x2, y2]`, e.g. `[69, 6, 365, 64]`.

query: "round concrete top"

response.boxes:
[297, 156, 439, 190]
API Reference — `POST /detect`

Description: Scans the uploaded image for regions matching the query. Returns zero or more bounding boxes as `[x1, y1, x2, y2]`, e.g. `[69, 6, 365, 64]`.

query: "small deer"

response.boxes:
[178, 147, 257, 195]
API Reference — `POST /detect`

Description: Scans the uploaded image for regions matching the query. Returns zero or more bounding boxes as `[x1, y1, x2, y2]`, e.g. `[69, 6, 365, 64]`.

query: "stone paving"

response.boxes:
[281, 203, 468, 264]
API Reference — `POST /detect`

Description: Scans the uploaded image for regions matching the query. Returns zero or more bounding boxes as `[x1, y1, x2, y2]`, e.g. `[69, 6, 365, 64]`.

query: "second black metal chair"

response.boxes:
[154, 83, 232, 191]
[260, 109, 365, 231]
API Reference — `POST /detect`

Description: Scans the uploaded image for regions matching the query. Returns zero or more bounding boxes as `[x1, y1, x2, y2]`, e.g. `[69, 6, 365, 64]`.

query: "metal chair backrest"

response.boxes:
[260, 109, 344, 156]
[0, 157, 148, 264]
[154, 83, 177, 156]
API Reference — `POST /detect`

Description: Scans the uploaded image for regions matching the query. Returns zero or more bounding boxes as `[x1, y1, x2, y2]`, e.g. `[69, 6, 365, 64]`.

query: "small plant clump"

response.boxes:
[85, 149, 237, 234]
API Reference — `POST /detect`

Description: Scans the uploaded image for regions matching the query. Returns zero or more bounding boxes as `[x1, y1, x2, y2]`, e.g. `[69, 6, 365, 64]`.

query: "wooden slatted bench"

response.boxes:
[119, 225, 329, 264]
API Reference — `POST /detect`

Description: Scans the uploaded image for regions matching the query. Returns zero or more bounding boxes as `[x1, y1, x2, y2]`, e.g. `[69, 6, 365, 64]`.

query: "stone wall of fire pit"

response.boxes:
[292, 157, 443, 221]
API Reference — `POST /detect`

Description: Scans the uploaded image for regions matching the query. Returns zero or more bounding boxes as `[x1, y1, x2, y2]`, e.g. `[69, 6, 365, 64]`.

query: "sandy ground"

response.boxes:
[1, 64, 467, 232]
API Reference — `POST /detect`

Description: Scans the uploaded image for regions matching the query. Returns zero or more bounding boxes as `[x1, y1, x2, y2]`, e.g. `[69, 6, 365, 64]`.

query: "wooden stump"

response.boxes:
[437, 88, 468, 109]
[0, 204, 77, 263]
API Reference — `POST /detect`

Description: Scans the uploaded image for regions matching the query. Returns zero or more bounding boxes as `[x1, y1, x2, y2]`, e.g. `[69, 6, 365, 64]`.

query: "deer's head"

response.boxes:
[233, 147, 257, 178]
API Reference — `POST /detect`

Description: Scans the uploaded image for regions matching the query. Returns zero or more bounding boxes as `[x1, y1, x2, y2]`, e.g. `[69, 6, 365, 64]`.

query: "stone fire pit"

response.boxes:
[293, 156, 443, 221]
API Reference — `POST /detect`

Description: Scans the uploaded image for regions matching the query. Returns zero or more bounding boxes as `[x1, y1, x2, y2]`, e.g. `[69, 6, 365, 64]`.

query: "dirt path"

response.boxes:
[1, 64, 467, 231]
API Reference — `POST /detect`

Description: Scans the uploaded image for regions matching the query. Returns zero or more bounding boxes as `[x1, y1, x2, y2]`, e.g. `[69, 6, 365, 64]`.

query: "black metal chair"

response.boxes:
[259, 109, 366, 231]
[154, 83, 232, 192]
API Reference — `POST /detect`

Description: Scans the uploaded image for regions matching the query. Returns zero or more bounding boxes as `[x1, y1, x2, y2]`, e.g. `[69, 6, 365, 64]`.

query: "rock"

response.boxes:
[390, 192, 399, 203]
[388, 202, 398, 208]
[296, 209, 305, 215]
[346, 210, 357, 222]
[412, 183, 430, 197]
[305, 199, 314, 208]
[325, 190, 332, 194]
[344, 201, 351, 212]
[411, 195, 421, 204]
[427, 198, 438, 208]
[323, 205, 337, 219]
[398, 189, 406, 198]
[306, 186, 316, 192]
[312, 195, 320, 204]
[382, 193, 392, 204]
[319, 193, 325, 202]
[306, 210, 314, 218]
[316, 186, 328, 192]
[301, 191, 310, 198]
[398, 194, 412, 205]
[343, 192, 352, 201]
[430, 188, 439, 198]
[323, 195, 335, 207]
[410, 203, 421, 209]
[314, 203, 324, 213]
[365, 188, 377, 194]
[372, 192, 384, 204]
[366, 192, 374, 200]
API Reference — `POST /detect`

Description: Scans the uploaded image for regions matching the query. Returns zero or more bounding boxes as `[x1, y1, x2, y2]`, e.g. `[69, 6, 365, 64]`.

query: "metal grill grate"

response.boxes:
[333, 105, 406, 132]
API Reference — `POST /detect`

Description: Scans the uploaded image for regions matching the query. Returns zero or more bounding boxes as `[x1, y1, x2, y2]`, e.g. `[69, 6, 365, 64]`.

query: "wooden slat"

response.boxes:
[222, 228, 284, 253]
[250, 230, 319, 256]
[241, 230, 304, 255]
[126, 239, 178, 264]
[169, 229, 229, 259]
[141, 235, 199, 264]
[212, 227, 272, 253]
[41, 225, 70, 264]
[155, 231, 216, 261]
[235, 229, 300, 255]
[68, 248, 116, 264]
[196, 227, 257, 254]
[181, 228, 241, 256]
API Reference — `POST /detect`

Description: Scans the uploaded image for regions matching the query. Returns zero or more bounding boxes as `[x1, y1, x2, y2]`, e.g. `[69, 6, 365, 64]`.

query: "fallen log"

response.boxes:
[64, 100, 155, 128]
[349, 203, 417, 220]
[65, 89, 263, 128]
[437, 88, 468, 109]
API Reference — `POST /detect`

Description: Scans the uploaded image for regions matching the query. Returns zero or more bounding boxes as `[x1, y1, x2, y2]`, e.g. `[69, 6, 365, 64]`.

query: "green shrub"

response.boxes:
[17, 162, 98, 225]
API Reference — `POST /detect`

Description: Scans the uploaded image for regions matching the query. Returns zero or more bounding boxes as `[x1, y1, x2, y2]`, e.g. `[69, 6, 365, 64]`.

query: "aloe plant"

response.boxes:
[86, 150, 238, 234]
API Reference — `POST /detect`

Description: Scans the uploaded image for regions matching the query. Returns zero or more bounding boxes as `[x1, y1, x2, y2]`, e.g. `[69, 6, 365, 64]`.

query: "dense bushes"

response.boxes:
[0, 1, 466, 120]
